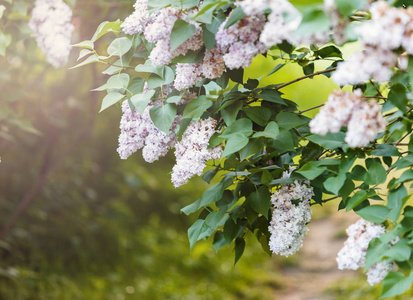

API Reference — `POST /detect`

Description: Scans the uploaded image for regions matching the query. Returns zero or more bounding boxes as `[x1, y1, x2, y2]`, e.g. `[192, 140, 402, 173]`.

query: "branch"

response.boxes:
[275, 68, 337, 91]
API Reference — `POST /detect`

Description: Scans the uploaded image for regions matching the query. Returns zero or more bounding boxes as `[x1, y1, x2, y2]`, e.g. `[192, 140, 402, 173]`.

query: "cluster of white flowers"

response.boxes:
[333, 1, 413, 85]
[323, 0, 349, 45]
[117, 100, 180, 163]
[336, 218, 397, 286]
[259, 0, 303, 47]
[309, 90, 387, 148]
[174, 46, 226, 90]
[121, 0, 155, 35]
[268, 167, 313, 257]
[123, 3, 203, 67]
[216, 14, 267, 69]
[29, 0, 74, 68]
[171, 118, 222, 187]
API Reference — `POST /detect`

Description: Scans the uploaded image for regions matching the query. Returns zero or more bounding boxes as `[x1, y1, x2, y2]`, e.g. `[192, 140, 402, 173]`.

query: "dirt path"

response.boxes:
[273, 210, 360, 300]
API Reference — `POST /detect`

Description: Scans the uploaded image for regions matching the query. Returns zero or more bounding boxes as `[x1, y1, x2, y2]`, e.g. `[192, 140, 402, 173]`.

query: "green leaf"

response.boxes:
[70, 54, 99, 69]
[239, 139, 264, 161]
[200, 179, 233, 207]
[356, 205, 389, 223]
[297, 161, 327, 180]
[72, 40, 94, 50]
[234, 237, 245, 265]
[323, 173, 347, 195]
[276, 112, 308, 130]
[387, 185, 408, 223]
[270, 128, 295, 151]
[213, 231, 227, 252]
[365, 159, 387, 185]
[149, 103, 177, 133]
[92, 73, 130, 91]
[243, 106, 271, 126]
[346, 190, 368, 211]
[395, 169, 413, 185]
[380, 271, 413, 299]
[248, 187, 271, 219]
[388, 83, 408, 113]
[334, 0, 367, 16]
[371, 144, 401, 157]
[220, 118, 253, 138]
[99, 92, 124, 112]
[383, 239, 411, 262]
[202, 27, 217, 50]
[253, 122, 279, 140]
[314, 45, 343, 58]
[224, 218, 240, 244]
[92, 20, 122, 42]
[307, 132, 346, 150]
[181, 198, 202, 215]
[267, 64, 285, 76]
[222, 133, 249, 157]
[107, 37, 133, 57]
[221, 101, 243, 125]
[192, 2, 220, 24]
[295, 7, 330, 37]
[130, 90, 156, 115]
[170, 20, 196, 52]
[188, 219, 213, 250]
[225, 7, 245, 29]
[135, 60, 165, 77]
[259, 90, 286, 105]
[393, 154, 413, 170]
[182, 95, 212, 119]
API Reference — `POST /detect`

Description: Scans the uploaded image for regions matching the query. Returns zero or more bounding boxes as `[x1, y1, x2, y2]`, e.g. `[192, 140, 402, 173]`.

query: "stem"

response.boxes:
[275, 68, 337, 91]
[298, 104, 324, 114]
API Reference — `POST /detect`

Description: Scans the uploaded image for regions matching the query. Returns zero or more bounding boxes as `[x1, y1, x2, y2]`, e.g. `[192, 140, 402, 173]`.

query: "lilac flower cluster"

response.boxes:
[171, 118, 222, 187]
[121, 0, 155, 35]
[29, 0, 74, 68]
[333, 1, 413, 85]
[268, 167, 314, 256]
[117, 100, 180, 163]
[216, 14, 267, 69]
[336, 218, 397, 285]
[309, 90, 387, 148]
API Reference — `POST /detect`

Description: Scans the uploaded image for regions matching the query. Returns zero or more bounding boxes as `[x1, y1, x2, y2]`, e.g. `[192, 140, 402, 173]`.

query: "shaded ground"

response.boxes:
[273, 210, 360, 300]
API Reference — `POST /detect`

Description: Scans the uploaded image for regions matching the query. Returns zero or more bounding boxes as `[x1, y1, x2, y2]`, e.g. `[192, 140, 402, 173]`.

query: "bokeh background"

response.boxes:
[0, 1, 408, 299]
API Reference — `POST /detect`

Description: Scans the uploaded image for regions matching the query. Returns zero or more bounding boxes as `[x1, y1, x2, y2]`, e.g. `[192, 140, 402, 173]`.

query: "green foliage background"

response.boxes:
[0, 1, 406, 299]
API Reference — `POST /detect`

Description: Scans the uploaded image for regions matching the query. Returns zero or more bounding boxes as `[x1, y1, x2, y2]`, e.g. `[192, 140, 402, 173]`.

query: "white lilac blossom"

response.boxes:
[268, 167, 313, 257]
[216, 14, 267, 70]
[367, 261, 397, 286]
[236, 0, 269, 15]
[336, 218, 397, 285]
[337, 219, 385, 270]
[332, 1, 413, 85]
[29, 0, 74, 68]
[332, 48, 398, 86]
[171, 118, 222, 187]
[357, 1, 410, 51]
[174, 63, 203, 90]
[202, 47, 226, 79]
[310, 90, 387, 148]
[345, 100, 387, 148]
[117, 101, 180, 162]
[121, 0, 154, 35]
[260, 0, 302, 47]
[324, 0, 349, 45]
[144, 7, 203, 66]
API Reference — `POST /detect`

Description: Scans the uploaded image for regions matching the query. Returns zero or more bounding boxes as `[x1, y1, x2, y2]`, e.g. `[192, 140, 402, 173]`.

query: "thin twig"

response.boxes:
[298, 104, 324, 114]
[275, 68, 337, 91]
